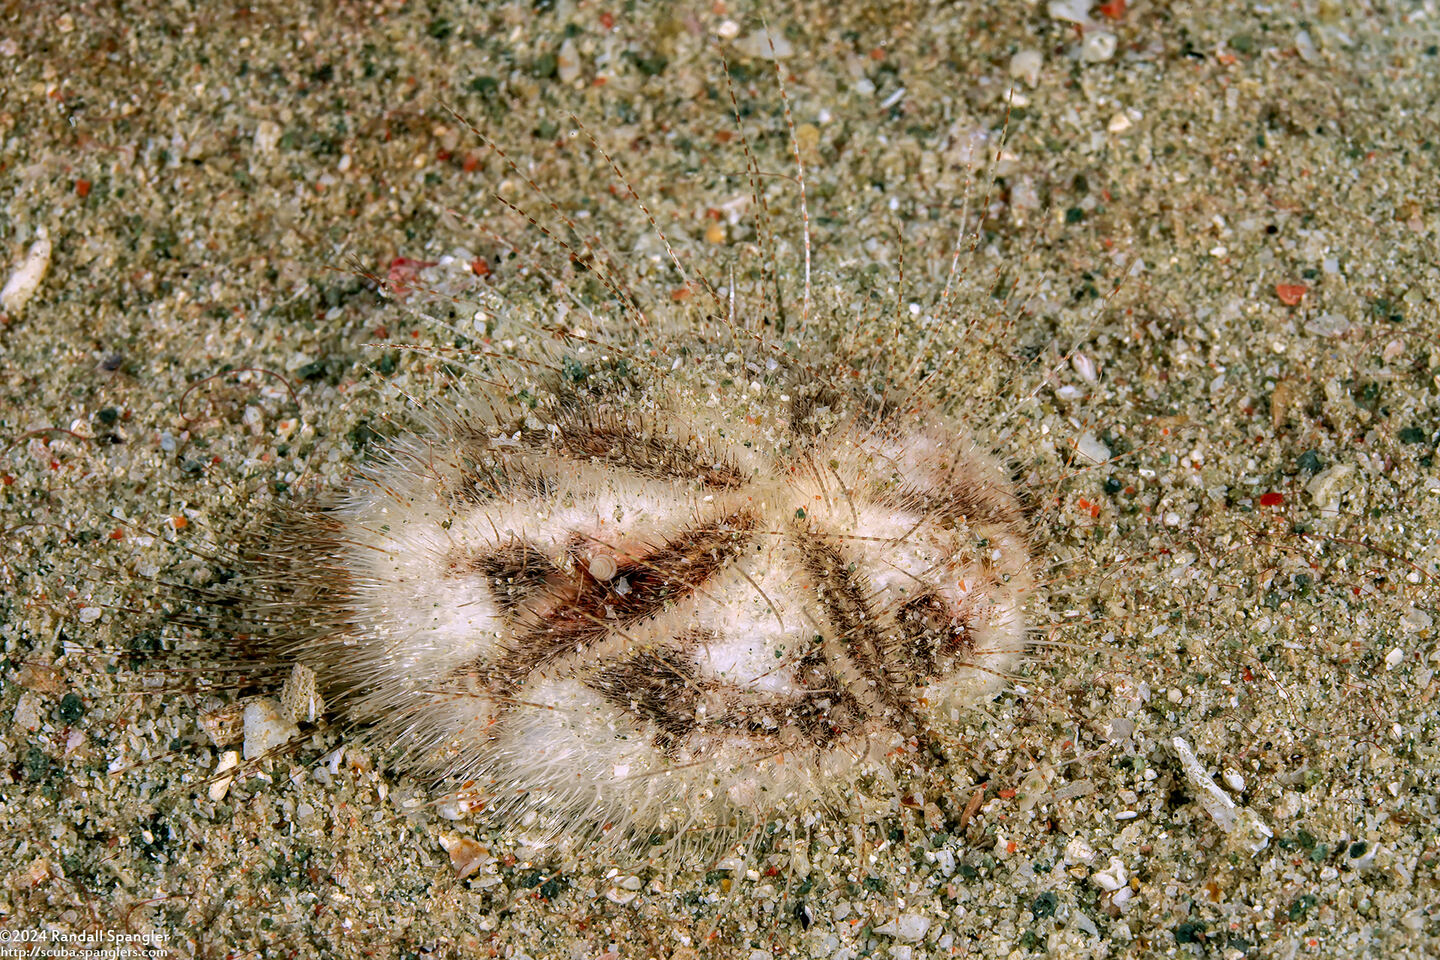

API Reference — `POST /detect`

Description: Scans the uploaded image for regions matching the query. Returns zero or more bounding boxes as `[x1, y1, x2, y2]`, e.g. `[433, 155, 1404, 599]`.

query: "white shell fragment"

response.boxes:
[1172, 736, 1237, 831]
[280, 662, 324, 723]
[242, 697, 300, 761]
[1009, 49, 1044, 88]
[439, 833, 490, 879]
[1065, 836, 1098, 864]
[1092, 856, 1128, 891]
[1306, 463, 1355, 507]
[1, 226, 51, 317]
[874, 913, 931, 942]
[1075, 432, 1111, 465]
[1172, 737, 1274, 854]
[1082, 31, 1118, 62]
[209, 750, 240, 802]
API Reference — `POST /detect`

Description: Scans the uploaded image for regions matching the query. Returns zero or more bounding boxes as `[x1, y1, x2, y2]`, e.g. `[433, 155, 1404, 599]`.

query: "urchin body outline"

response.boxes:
[274, 349, 1035, 835]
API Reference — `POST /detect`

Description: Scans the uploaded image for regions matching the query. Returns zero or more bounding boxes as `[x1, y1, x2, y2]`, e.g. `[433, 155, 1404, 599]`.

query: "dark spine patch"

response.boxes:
[897, 593, 973, 683]
[555, 423, 749, 489]
[591, 647, 704, 754]
[591, 642, 867, 753]
[467, 544, 558, 614]
[450, 458, 557, 507]
[876, 482, 1024, 531]
[478, 511, 758, 692]
[796, 536, 915, 728]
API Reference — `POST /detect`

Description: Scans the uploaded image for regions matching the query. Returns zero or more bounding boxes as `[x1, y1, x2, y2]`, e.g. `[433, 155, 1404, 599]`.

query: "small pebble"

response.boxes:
[16, 662, 63, 693]
[1092, 856, 1127, 891]
[873, 913, 930, 942]
[1346, 842, 1378, 871]
[16, 858, 53, 889]
[209, 750, 239, 802]
[791, 843, 811, 880]
[1400, 606, 1432, 632]
[1012, 175, 1041, 214]
[439, 833, 489, 879]
[1009, 49, 1043, 87]
[557, 38, 583, 85]
[1272, 791, 1303, 820]
[13, 691, 45, 732]
[253, 119, 282, 156]
[1, 226, 52, 317]
[933, 847, 956, 876]
[1075, 432, 1110, 465]
[1082, 31, 1118, 62]
[1103, 717, 1134, 742]
[1304, 312, 1352, 337]
[1296, 29, 1318, 62]
[1047, 0, 1091, 23]
[1305, 463, 1355, 507]
[242, 698, 300, 761]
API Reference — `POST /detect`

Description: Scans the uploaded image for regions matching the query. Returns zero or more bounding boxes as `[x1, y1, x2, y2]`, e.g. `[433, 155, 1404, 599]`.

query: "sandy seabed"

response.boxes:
[2, 2, 1438, 958]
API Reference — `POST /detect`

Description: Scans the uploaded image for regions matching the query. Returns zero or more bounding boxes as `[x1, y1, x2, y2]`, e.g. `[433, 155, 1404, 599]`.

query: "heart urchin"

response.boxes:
[258, 339, 1035, 841]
